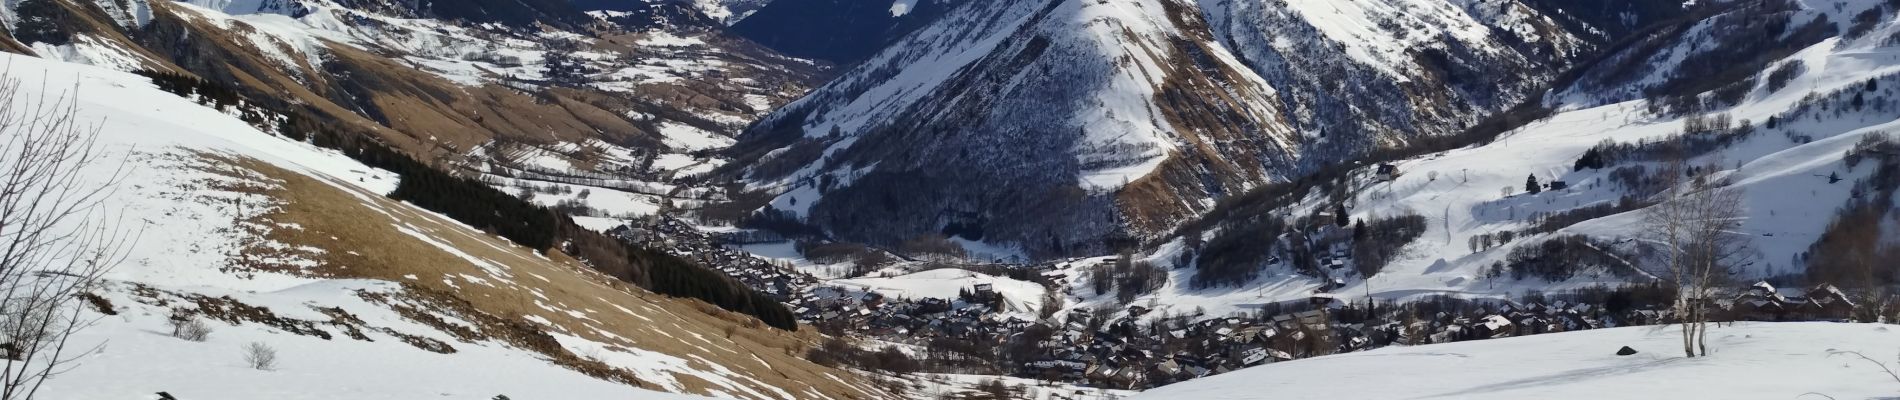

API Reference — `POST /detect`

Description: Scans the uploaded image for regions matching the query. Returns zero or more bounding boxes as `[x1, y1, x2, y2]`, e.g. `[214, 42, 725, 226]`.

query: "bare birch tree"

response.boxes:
[0, 72, 133, 399]
[1641, 159, 1694, 357]
[1641, 158, 1754, 358]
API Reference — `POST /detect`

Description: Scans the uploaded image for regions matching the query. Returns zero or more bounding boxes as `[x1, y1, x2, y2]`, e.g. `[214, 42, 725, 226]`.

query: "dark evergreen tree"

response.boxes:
[1333, 203, 1349, 227]
[1351, 215, 1427, 277]
[1526, 175, 1542, 194]
[1090, 264, 1111, 296]
[1574, 147, 1604, 171]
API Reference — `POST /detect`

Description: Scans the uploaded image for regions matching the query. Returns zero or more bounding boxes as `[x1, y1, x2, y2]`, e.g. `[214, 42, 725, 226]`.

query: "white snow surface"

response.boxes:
[1136, 322, 1900, 399]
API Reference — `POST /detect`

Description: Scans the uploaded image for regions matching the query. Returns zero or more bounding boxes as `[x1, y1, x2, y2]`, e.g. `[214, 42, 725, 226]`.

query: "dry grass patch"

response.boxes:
[212, 154, 882, 399]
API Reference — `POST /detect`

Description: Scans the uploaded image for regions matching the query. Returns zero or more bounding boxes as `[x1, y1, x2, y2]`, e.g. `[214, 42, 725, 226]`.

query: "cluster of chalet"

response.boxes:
[790, 284, 1040, 339]
[1273, 222, 1359, 289]
[1401, 299, 1662, 343]
[608, 218, 815, 301]
[1728, 282, 1856, 321]
[1015, 305, 1331, 388]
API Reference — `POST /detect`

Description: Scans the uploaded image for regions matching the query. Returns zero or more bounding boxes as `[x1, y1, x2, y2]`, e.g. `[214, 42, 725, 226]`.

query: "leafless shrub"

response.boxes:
[171, 318, 212, 342]
[242, 342, 278, 371]
[0, 70, 135, 398]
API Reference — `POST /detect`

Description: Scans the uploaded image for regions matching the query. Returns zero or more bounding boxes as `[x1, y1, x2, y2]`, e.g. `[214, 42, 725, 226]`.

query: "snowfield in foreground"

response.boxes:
[1135, 322, 1900, 400]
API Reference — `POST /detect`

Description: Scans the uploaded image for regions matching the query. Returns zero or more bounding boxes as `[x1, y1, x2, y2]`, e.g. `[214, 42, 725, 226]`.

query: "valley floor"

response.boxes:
[1134, 322, 1900, 399]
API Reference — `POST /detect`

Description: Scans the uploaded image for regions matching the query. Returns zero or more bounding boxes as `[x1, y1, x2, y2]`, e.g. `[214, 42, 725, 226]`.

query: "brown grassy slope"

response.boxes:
[320, 43, 650, 151]
[0, 30, 29, 55]
[103, 2, 659, 160]
[211, 153, 882, 399]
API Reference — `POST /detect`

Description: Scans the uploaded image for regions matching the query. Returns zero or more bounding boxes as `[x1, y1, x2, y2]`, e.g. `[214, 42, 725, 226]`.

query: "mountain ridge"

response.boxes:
[732, 0, 1606, 259]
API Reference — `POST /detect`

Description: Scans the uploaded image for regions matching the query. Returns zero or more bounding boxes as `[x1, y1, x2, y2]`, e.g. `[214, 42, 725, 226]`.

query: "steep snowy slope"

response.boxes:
[0, 53, 878, 399]
[1135, 322, 1900, 399]
[1086, 0, 1900, 320]
[734, 0, 1596, 259]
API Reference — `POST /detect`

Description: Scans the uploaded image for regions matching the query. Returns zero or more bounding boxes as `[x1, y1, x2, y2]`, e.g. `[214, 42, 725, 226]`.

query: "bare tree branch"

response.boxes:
[1826, 350, 1900, 385]
[0, 67, 135, 400]
[1640, 157, 1753, 358]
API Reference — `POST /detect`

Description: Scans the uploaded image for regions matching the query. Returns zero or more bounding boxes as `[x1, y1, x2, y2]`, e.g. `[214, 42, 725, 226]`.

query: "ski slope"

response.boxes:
[1134, 322, 1900, 399]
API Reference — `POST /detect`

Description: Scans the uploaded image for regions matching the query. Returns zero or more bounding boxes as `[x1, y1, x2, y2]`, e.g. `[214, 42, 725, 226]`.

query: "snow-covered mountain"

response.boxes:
[0, 52, 876, 399]
[733, 0, 1620, 258]
[6, 0, 1898, 396]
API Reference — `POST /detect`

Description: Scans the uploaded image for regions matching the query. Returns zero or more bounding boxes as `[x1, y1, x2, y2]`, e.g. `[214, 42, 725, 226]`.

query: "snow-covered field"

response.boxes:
[1136, 322, 1900, 399]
